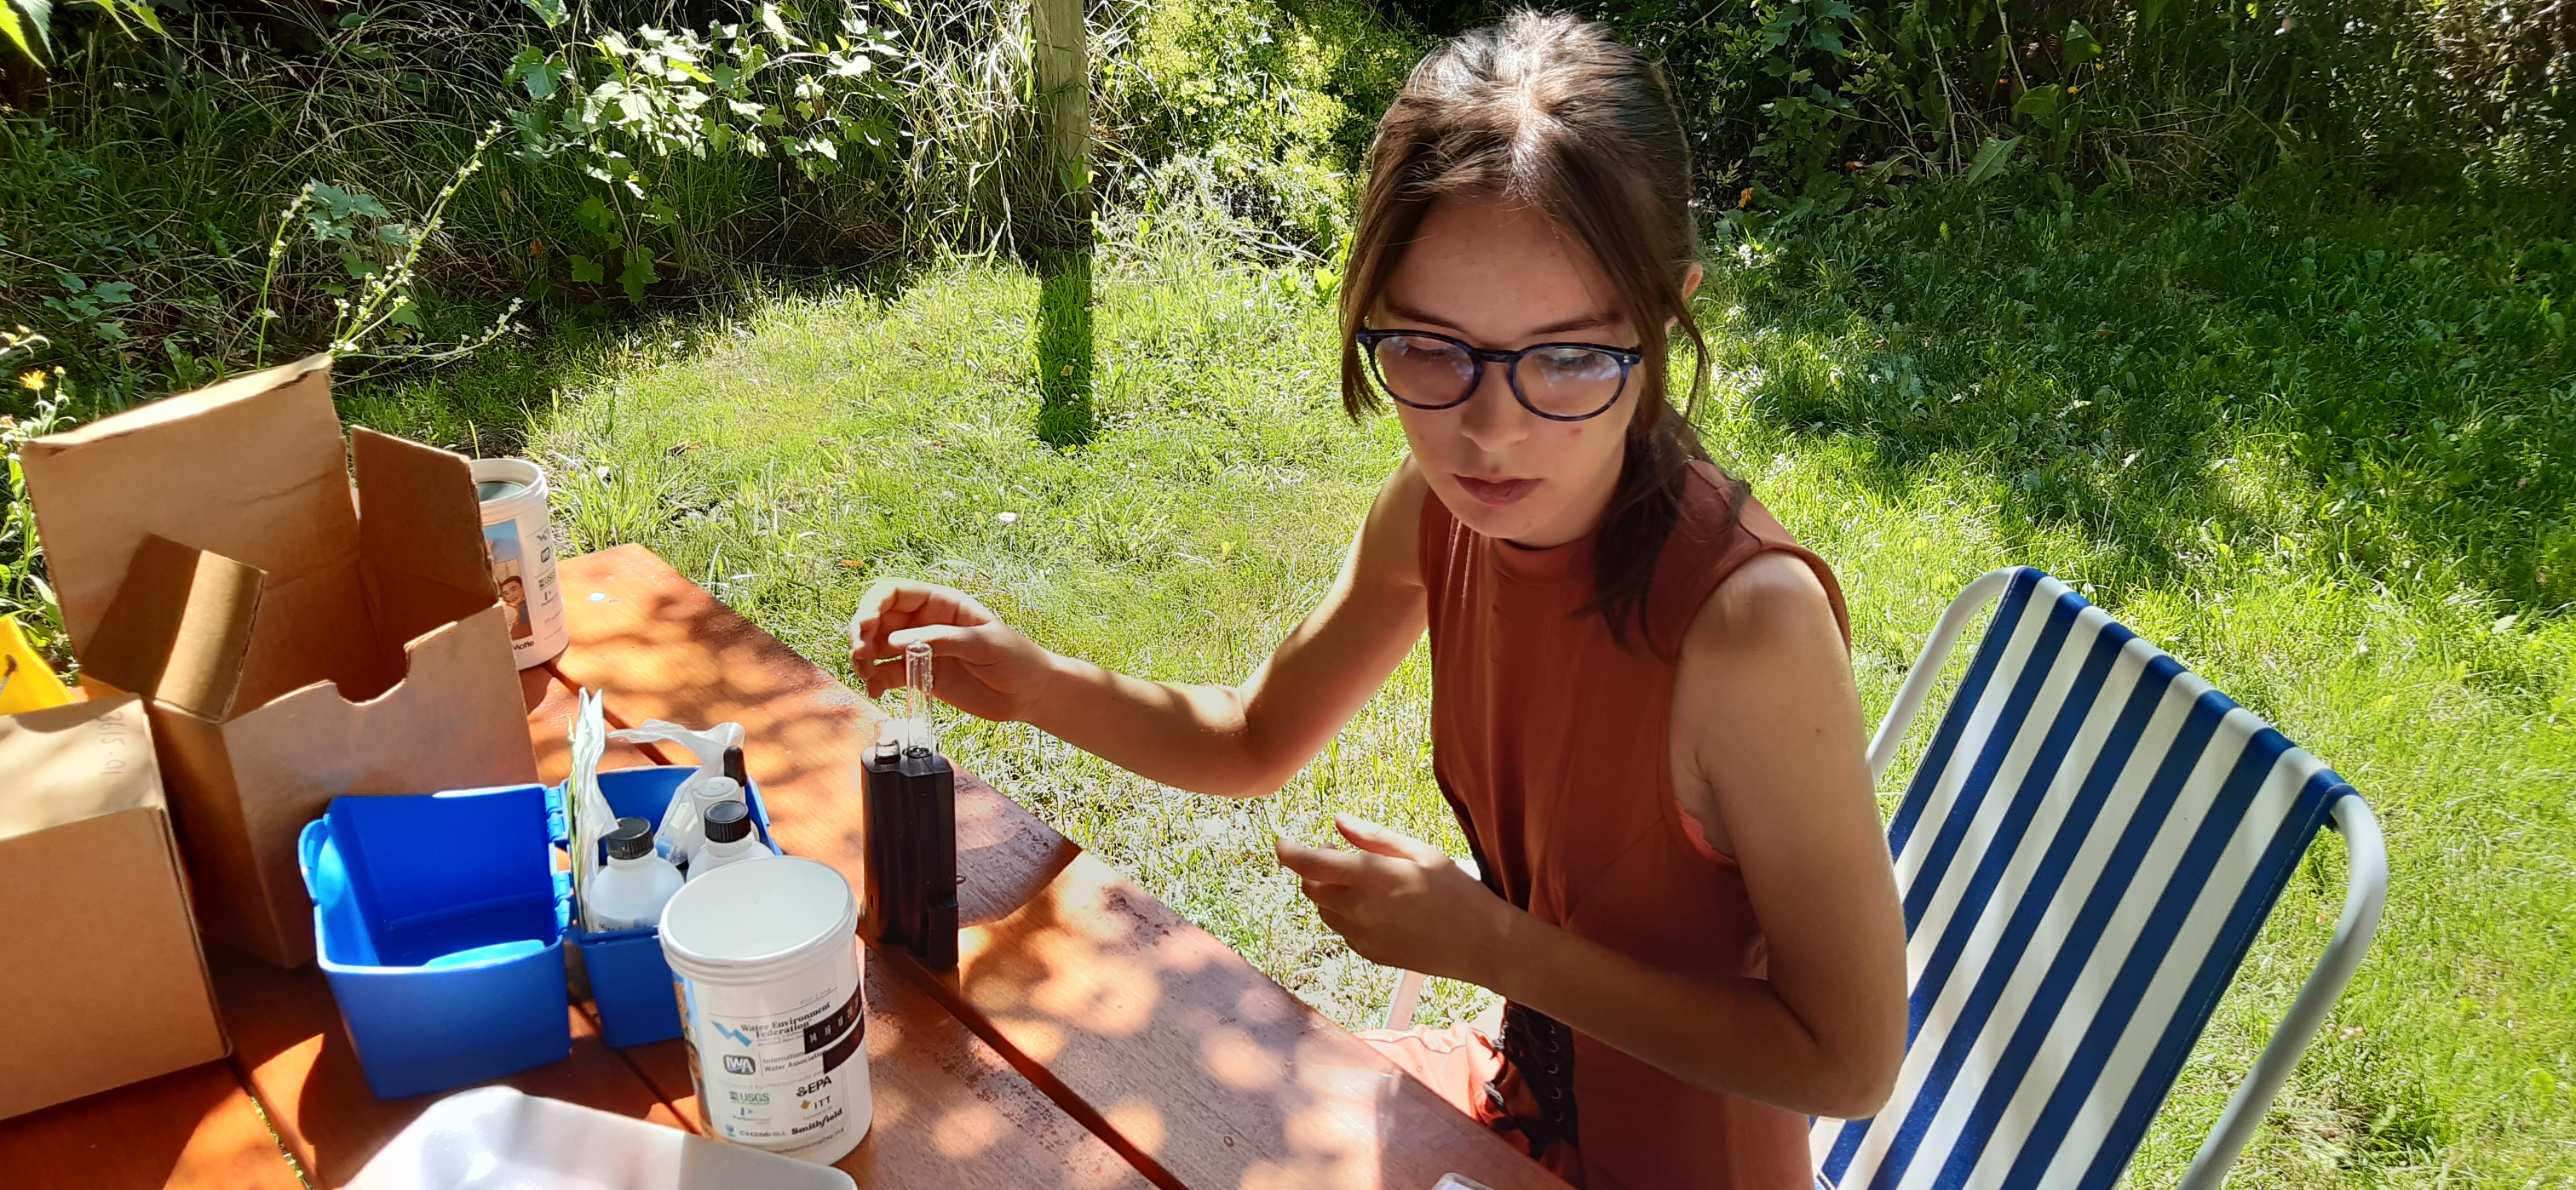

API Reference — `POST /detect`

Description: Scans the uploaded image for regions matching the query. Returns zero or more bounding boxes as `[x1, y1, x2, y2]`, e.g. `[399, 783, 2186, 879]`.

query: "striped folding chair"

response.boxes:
[1813, 566, 2387, 1190]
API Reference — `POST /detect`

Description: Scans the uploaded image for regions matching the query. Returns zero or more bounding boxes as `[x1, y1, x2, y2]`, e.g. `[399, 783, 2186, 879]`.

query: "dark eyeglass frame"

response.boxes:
[1355, 327, 1644, 422]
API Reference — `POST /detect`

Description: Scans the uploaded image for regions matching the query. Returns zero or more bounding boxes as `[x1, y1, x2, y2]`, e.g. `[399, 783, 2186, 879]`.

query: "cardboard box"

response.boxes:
[22, 355, 540, 966]
[0, 694, 229, 1120]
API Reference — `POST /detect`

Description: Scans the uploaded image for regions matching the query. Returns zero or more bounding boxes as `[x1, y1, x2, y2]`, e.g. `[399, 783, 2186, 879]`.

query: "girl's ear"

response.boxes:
[1666, 262, 1706, 330]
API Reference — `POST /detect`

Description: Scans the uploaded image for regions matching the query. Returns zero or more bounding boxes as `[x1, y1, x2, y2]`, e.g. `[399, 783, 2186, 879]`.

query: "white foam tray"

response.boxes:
[349, 1086, 858, 1190]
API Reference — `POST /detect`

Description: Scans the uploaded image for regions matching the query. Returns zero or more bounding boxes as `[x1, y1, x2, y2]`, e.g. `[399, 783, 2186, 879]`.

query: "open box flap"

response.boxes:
[79, 535, 265, 721]
[20, 355, 355, 669]
[352, 428, 505, 653]
[352, 427, 498, 600]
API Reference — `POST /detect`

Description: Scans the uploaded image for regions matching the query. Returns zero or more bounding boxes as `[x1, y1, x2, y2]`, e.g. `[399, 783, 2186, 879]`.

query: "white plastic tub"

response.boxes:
[348, 1086, 856, 1190]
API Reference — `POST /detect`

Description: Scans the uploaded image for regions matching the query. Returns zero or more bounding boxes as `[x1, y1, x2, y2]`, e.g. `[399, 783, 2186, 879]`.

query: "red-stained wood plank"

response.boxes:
[0, 1062, 300, 1190]
[609, 947, 1150, 1188]
[533, 603, 1147, 1189]
[550, 544, 1566, 1190]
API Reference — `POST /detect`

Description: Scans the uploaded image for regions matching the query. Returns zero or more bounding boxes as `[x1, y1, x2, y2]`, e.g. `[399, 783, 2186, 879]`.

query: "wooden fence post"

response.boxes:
[1031, 0, 1089, 225]
[1031, 0, 1093, 447]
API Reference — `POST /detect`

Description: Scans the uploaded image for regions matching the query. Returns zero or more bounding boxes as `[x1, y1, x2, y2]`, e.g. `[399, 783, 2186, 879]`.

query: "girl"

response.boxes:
[851, 11, 1906, 1187]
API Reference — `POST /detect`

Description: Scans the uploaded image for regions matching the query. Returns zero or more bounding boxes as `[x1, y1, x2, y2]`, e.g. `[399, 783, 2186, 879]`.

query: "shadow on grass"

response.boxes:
[1036, 247, 1096, 449]
[1710, 186, 2576, 613]
[327, 259, 949, 461]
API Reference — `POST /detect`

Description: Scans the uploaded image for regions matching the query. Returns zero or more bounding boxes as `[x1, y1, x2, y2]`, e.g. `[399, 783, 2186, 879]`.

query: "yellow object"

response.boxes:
[0, 616, 73, 716]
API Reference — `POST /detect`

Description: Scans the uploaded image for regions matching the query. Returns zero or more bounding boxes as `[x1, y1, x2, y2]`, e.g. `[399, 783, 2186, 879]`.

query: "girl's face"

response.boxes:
[1374, 198, 1645, 547]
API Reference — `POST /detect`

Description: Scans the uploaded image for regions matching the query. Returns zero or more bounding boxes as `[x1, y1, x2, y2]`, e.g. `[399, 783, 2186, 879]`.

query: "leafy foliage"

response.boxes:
[254, 124, 525, 364]
[1098, 0, 1426, 252]
[503, 1, 908, 303]
[0, 325, 69, 662]
[1, 1, 164, 67]
[1385, 0, 2576, 197]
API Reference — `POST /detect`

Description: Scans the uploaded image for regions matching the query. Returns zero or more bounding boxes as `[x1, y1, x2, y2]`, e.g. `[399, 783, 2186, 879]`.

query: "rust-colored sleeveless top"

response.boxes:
[1419, 461, 1850, 1190]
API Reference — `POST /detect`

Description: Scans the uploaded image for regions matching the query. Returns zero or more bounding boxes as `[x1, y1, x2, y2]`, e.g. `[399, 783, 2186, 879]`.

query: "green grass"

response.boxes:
[350, 183, 2575, 1186]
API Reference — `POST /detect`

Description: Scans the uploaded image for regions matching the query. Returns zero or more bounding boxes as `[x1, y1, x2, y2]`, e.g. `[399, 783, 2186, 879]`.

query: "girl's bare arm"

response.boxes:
[850, 461, 1431, 798]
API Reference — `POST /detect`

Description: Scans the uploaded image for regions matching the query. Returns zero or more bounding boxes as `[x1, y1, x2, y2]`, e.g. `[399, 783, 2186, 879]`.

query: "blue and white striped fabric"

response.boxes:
[1813, 568, 2356, 1190]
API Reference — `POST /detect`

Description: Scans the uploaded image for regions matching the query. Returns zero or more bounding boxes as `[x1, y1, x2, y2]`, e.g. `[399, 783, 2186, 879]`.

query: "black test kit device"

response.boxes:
[861, 640, 958, 968]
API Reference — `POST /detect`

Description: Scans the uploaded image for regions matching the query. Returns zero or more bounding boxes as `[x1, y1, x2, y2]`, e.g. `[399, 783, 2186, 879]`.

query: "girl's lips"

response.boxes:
[1455, 475, 1539, 506]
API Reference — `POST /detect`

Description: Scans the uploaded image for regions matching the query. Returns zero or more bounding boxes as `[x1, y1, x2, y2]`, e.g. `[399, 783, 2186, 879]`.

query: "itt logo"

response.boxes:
[723, 1055, 757, 1075]
[710, 1019, 756, 1047]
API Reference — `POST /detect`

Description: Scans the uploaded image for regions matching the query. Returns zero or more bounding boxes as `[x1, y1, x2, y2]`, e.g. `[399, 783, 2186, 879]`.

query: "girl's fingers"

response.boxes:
[1276, 837, 1377, 886]
[1333, 814, 1447, 866]
[851, 580, 995, 663]
[885, 621, 1004, 664]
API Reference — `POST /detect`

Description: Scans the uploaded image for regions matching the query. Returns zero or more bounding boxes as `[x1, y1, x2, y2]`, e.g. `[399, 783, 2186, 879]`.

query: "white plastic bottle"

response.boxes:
[660, 775, 745, 868]
[688, 800, 772, 882]
[588, 816, 685, 931]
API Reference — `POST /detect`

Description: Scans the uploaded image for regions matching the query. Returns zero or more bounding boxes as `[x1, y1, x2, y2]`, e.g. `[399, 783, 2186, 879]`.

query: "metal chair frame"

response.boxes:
[1859, 568, 2386, 1187]
[1382, 567, 2388, 1188]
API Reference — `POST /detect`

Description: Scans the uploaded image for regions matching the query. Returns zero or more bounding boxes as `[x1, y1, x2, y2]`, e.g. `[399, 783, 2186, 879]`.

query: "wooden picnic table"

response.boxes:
[0, 544, 1565, 1190]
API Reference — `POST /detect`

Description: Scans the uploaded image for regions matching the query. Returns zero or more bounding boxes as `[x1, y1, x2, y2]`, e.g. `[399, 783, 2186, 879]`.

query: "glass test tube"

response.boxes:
[903, 640, 936, 757]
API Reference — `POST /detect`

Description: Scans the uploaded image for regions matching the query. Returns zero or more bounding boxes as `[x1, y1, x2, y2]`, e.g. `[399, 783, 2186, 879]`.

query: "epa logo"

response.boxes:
[723, 1055, 757, 1075]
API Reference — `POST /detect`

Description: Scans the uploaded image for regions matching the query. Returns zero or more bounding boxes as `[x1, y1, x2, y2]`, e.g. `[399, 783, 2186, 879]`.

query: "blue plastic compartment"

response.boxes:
[298, 784, 572, 1100]
[553, 766, 780, 1048]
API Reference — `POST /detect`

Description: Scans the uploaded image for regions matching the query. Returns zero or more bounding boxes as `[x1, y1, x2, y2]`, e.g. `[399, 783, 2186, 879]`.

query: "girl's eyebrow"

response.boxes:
[1380, 299, 1622, 338]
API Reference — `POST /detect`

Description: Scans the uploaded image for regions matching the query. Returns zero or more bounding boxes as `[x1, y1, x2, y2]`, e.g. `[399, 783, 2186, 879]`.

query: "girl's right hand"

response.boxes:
[848, 579, 1054, 722]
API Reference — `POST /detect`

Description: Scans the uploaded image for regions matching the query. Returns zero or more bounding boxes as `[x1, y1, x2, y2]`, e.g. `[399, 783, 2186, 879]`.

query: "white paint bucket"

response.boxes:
[470, 457, 569, 669]
[660, 857, 870, 1167]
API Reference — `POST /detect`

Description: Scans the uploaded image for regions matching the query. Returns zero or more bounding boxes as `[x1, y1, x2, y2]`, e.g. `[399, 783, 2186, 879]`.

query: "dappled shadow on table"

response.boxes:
[548, 547, 1563, 1190]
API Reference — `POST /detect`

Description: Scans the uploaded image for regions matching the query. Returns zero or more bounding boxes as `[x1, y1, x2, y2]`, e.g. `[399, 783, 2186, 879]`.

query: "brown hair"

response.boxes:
[1338, 8, 1739, 650]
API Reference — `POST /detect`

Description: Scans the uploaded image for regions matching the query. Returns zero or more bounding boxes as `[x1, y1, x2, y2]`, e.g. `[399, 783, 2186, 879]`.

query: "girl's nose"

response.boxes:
[1456, 361, 1529, 452]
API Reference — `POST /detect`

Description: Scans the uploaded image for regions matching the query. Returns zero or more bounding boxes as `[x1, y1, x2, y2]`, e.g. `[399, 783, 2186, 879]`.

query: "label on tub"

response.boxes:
[678, 980, 867, 1152]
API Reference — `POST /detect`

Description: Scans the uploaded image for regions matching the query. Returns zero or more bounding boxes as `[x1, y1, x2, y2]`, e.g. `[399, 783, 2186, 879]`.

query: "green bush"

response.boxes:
[0, 0, 1408, 403]
[0, 0, 1413, 659]
[1388, 0, 2574, 199]
[1098, 0, 1425, 252]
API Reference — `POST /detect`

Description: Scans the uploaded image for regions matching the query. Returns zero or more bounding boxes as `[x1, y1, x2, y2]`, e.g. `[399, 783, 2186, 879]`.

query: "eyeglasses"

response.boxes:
[1356, 328, 1642, 422]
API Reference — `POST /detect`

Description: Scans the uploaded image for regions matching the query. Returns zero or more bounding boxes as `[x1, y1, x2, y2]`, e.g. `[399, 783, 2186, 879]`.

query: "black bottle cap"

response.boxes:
[722, 745, 749, 787]
[704, 800, 753, 844]
[606, 816, 655, 861]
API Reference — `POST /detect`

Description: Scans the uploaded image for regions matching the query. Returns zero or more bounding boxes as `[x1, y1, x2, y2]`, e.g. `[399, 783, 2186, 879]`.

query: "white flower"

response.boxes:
[997, 512, 1020, 525]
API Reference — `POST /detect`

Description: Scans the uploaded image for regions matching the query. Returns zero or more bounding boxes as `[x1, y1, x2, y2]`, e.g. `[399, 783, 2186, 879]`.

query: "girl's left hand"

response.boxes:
[1276, 814, 1512, 983]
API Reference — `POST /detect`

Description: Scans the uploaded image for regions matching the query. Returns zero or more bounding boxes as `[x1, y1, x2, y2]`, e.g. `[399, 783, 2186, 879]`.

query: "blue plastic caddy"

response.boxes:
[553, 766, 780, 1048]
[298, 783, 571, 1099]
